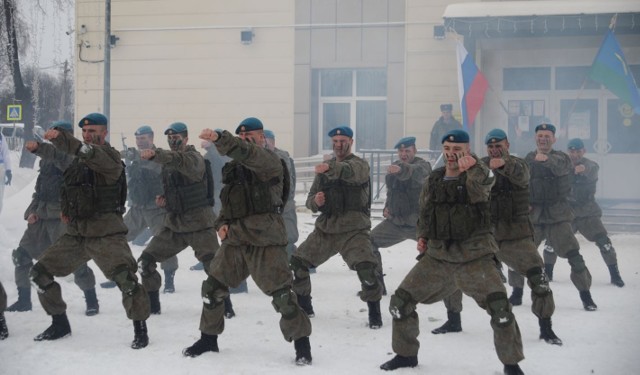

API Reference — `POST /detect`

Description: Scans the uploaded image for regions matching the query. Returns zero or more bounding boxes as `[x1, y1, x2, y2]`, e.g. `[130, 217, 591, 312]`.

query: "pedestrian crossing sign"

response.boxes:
[7, 104, 22, 121]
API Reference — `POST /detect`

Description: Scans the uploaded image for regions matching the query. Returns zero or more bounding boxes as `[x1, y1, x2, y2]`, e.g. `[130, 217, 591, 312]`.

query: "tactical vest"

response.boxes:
[317, 174, 370, 217]
[60, 159, 127, 219]
[569, 172, 596, 203]
[423, 167, 491, 240]
[36, 160, 64, 203]
[219, 160, 284, 219]
[162, 159, 214, 214]
[481, 157, 530, 223]
[128, 160, 164, 206]
[528, 157, 570, 204]
[386, 164, 422, 218]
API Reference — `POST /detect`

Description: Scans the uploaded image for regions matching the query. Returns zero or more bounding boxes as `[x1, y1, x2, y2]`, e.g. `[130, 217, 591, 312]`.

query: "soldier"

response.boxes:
[264, 129, 299, 259]
[370, 136, 431, 295]
[183, 118, 312, 365]
[542, 138, 624, 287]
[100, 125, 179, 293]
[136, 122, 228, 316]
[380, 129, 525, 375]
[0, 131, 12, 214]
[29, 113, 150, 349]
[1, 281, 8, 340]
[432, 129, 561, 347]
[290, 126, 384, 329]
[6, 121, 99, 316]
[429, 104, 462, 151]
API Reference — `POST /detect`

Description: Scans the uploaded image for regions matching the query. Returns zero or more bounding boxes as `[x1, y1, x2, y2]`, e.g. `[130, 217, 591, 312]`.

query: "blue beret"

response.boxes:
[394, 136, 416, 149]
[441, 129, 470, 144]
[78, 113, 108, 128]
[235, 117, 264, 134]
[567, 138, 585, 150]
[164, 122, 188, 135]
[51, 120, 73, 133]
[264, 129, 275, 139]
[535, 123, 556, 134]
[328, 126, 353, 138]
[484, 128, 508, 144]
[135, 125, 154, 136]
[440, 104, 453, 111]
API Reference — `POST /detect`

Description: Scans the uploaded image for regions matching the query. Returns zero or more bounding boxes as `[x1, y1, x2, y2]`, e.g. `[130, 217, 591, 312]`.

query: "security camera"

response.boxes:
[83, 40, 91, 48]
[65, 28, 75, 35]
[79, 24, 87, 35]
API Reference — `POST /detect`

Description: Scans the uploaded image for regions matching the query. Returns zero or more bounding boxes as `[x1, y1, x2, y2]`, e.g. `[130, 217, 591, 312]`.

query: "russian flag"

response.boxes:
[456, 41, 489, 130]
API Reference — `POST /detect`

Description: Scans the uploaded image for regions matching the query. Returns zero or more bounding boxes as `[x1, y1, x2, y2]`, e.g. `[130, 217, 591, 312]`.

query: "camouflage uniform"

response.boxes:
[388, 158, 524, 366]
[371, 156, 431, 280]
[0, 281, 6, 311]
[510, 150, 594, 297]
[274, 147, 299, 258]
[30, 130, 150, 321]
[545, 155, 624, 285]
[429, 117, 462, 151]
[137, 144, 219, 315]
[0, 281, 7, 339]
[291, 153, 384, 303]
[10, 142, 96, 309]
[203, 145, 230, 216]
[201, 130, 311, 341]
[122, 147, 178, 272]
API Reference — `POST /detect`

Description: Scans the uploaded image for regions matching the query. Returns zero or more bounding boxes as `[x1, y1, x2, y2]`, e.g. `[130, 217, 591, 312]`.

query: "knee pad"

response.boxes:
[12, 246, 32, 267]
[355, 262, 379, 290]
[289, 256, 310, 280]
[271, 288, 299, 320]
[389, 288, 416, 320]
[137, 252, 156, 277]
[29, 262, 54, 293]
[486, 292, 514, 328]
[526, 267, 551, 297]
[566, 250, 587, 272]
[112, 265, 139, 296]
[201, 276, 228, 310]
[595, 236, 613, 252]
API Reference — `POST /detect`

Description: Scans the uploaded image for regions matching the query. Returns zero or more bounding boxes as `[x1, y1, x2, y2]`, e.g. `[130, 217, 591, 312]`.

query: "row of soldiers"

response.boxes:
[0, 114, 624, 375]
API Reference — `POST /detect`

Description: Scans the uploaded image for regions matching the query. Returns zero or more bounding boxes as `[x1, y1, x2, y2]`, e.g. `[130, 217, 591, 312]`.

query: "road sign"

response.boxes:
[7, 104, 22, 121]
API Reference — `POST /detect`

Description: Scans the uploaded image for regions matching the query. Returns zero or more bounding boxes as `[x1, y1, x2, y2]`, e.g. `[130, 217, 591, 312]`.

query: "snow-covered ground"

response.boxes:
[1, 155, 639, 375]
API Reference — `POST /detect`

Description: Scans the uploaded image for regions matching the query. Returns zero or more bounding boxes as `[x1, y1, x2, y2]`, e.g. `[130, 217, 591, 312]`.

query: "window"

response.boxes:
[555, 66, 600, 90]
[503, 67, 551, 91]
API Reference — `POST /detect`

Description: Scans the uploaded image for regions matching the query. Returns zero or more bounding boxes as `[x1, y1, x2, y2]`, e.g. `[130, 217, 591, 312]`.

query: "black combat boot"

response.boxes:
[297, 294, 315, 318]
[378, 273, 387, 296]
[544, 264, 554, 282]
[183, 332, 219, 357]
[367, 300, 383, 329]
[0, 313, 8, 340]
[84, 288, 100, 316]
[504, 364, 524, 375]
[607, 264, 625, 287]
[148, 291, 161, 315]
[294, 336, 312, 365]
[223, 296, 236, 319]
[100, 280, 117, 289]
[579, 291, 597, 311]
[6, 287, 32, 312]
[431, 311, 462, 334]
[34, 313, 71, 341]
[131, 320, 149, 349]
[163, 270, 176, 293]
[508, 287, 523, 306]
[539, 318, 562, 345]
[380, 354, 418, 370]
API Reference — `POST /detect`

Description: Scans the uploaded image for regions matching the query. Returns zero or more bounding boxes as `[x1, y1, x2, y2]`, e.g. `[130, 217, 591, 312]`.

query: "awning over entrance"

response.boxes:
[443, 1, 640, 38]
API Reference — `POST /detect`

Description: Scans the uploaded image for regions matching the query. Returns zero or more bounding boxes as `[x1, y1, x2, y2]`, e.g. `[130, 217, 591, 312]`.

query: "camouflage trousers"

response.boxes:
[510, 221, 592, 292]
[124, 205, 178, 271]
[32, 233, 150, 321]
[391, 253, 524, 365]
[202, 242, 312, 342]
[293, 228, 383, 302]
[13, 218, 95, 291]
[0, 281, 6, 311]
[370, 220, 416, 275]
[282, 203, 299, 259]
[139, 227, 219, 292]
[442, 237, 555, 319]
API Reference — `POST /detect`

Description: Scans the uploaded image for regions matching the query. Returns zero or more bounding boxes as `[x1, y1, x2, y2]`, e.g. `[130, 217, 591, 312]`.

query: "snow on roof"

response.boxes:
[444, 1, 640, 19]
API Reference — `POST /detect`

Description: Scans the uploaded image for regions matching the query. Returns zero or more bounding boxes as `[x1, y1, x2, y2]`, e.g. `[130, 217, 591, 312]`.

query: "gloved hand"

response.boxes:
[4, 170, 11, 185]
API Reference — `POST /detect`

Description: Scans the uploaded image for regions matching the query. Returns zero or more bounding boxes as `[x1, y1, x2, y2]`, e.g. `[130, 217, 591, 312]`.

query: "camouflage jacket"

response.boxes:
[569, 156, 602, 218]
[384, 156, 431, 227]
[525, 149, 574, 224]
